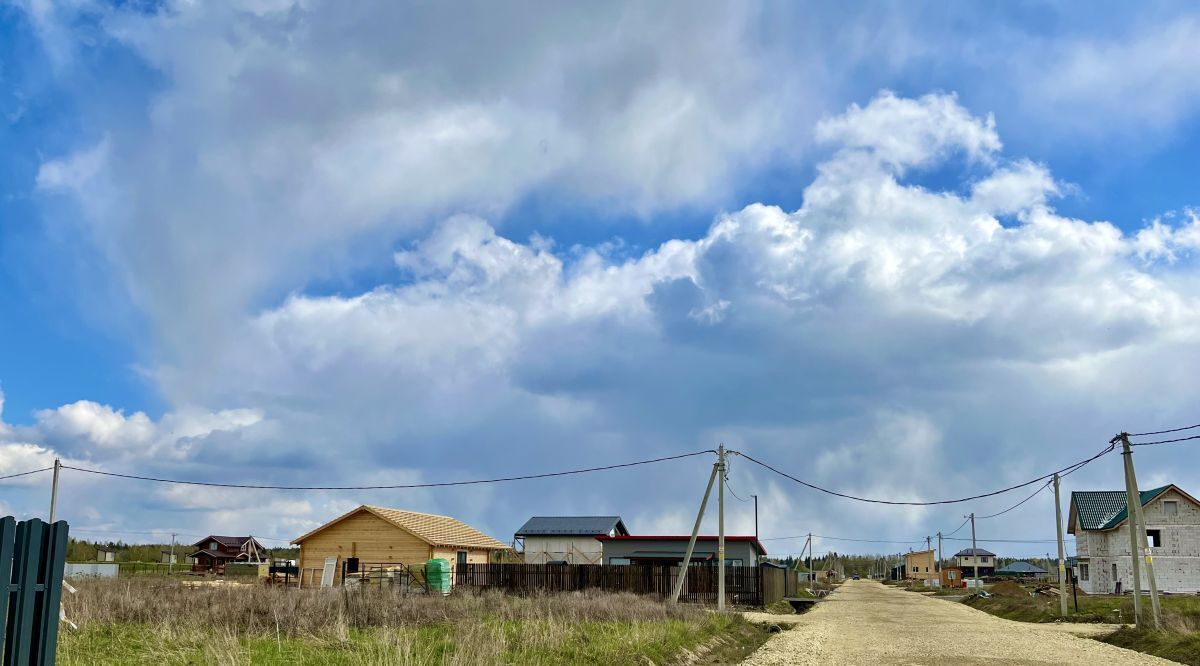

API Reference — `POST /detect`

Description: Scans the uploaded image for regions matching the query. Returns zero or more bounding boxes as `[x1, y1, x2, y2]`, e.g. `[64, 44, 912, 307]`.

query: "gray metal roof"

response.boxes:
[953, 547, 996, 557]
[996, 561, 1047, 574]
[515, 516, 628, 537]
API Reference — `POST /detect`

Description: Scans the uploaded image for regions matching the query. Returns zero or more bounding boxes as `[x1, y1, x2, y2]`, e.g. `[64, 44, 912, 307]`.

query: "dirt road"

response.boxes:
[741, 580, 1177, 665]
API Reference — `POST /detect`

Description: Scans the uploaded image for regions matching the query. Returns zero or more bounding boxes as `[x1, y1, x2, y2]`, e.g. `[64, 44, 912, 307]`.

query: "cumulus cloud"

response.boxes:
[127, 91, 1199, 547]
[12, 74, 1200, 551]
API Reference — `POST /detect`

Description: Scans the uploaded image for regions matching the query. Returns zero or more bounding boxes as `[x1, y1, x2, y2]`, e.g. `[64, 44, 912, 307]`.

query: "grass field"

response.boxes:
[962, 582, 1200, 665]
[57, 579, 762, 665]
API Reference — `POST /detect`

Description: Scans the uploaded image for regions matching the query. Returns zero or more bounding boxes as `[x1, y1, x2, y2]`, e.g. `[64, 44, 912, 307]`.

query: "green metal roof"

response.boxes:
[1071, 486, 1171, 531]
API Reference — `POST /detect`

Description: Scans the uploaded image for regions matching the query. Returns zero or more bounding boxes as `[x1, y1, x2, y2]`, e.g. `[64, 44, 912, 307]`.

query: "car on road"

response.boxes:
[851, 575, 860, 580]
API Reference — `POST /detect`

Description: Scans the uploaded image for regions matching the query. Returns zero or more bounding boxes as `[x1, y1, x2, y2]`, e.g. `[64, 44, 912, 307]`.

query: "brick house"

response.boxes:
[1069, 484, 1200, 594]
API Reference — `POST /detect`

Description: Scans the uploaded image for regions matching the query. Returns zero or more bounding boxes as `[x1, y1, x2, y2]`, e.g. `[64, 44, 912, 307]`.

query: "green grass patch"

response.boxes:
[58, 613, 748, 665]
[1101, 627, 1200, 666]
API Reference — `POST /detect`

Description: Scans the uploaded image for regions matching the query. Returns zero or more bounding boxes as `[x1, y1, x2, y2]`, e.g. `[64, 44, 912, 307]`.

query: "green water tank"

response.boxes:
[426, 558, 451, 595]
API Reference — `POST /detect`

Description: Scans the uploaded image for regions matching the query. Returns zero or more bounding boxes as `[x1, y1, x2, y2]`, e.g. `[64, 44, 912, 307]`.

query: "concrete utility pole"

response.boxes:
[48, 457, 62, 523]
[1120, 435, 1145, 627]
[752, 494, 759, 557]
[968, 513, 978, 588]
[1121, 434, 1161, 629]
[717, 444, 727, 611]
[925, 535, 932, 552]
[937, 532, 943, 574]
[169, 533, 177, 575]
[669, 455, 720, 604]
[1053, 474, 1068, 617]
[805, 533, 813, 592]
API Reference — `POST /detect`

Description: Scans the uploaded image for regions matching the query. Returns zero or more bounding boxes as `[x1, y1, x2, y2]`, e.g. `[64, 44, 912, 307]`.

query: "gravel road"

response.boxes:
[740, 579, 1178, 665]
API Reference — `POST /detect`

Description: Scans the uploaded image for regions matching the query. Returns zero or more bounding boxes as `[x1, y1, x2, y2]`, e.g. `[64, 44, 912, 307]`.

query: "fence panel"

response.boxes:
[1, 517, 68, 666]
[457, 563, 765, 606]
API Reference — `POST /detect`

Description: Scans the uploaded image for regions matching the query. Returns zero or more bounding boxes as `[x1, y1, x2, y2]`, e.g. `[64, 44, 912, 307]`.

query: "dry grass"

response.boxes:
[59, 579, 743, 665]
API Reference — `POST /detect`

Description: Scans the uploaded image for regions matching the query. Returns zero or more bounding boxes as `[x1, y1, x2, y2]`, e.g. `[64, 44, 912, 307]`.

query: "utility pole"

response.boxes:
[717, 444, 727, 611]
[937, 532, 943, 575]
[752, 494, 759, 560]
[48, 457, 62, 523]
[968, 513, 978, 588]
[169, 533, 177, 575]
[805, 533, 813, 592]
[669, 454, 720, 604]
[1053, 474, 1068, 617]
[1120, 434, 1144, 627]
[925, 535, 931, 551]
[1121, 434, 1161, 629]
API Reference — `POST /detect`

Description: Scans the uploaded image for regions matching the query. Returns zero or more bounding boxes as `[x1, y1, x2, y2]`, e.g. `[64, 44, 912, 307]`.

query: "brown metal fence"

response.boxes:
[456, 563, 775, 607]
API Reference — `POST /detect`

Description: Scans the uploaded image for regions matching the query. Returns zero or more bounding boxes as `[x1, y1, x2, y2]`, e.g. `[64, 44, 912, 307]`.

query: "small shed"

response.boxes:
[96, 548, 116, 562]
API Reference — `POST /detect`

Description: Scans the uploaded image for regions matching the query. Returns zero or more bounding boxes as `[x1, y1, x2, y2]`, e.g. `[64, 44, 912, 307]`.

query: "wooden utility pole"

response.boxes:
[669, 457, 719, 604]
[1053, 474, 1068, 617]
[717, 444, 727, 611]
[169, 533, 177, 575]
[805, 533, 813, 592]
[937, 532, 943, 574]
[1121, 434, 1161, 629]
[49, 457, 61, 523]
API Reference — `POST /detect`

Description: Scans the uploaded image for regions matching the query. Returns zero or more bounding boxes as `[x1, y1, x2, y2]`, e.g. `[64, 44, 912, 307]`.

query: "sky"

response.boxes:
[1, 0, 1200, 558]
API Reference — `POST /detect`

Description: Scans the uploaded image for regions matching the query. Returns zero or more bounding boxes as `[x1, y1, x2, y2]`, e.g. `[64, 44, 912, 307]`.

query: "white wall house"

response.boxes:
[515, 516, 629, 565]
[953, 548, 996, 577]
[1069, 484, 1200, 595]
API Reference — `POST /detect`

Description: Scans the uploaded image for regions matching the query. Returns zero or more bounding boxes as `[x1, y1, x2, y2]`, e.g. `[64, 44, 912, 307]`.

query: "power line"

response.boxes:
[723, 460, 753, 503]
[1128, 434, 1200, 447]
[60, 450, 715, 491]
[1127, 423, 1200, 437]
[0, 467, 53, 481]
[759, 534, 923, 545]
[942, 516, 971, 538]
[975, 481, 1051, 520]
[944, 537, 1059, 543]
[731, 442, 1114, 506]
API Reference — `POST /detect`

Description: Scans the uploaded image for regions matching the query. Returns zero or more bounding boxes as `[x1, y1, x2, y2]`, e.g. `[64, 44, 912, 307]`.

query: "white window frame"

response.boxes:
[1164, 500, 1179, 516]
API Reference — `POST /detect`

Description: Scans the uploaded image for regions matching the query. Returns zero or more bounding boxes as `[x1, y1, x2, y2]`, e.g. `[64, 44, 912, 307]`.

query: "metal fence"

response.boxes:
[1, 516, 69, 666]
[456, 563, 777, 607]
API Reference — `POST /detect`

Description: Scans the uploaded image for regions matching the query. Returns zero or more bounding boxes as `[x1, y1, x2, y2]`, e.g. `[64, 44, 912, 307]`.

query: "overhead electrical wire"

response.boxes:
[1127, 423, 1200, 438]
[59, 450, 715, 491]
[974, 480, 1051, 520]
[731, 442, 1115, 506]
[1128, 434, 1200, 447]
[0, 467, 53, 481]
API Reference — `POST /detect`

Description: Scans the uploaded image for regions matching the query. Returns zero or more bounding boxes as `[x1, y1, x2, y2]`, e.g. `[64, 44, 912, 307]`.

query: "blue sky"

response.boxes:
[2, 1, 1200, 555]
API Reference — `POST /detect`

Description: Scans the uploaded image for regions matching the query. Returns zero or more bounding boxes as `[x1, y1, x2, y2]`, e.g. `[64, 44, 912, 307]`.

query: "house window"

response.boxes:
[725, 559, 743, 567]
[609, 557, 630, 566]
[210, 542, 217, 551]
[981, 557, 989, 564]
[1164, 501, 1178, 516]
[1146, 529, 1162, 548]
[1080, 564, 1089, 581]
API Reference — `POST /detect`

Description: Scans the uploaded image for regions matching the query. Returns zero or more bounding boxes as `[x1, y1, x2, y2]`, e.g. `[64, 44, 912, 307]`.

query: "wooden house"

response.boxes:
[188, 536, 266, 573]
[292, 505, 508, 587]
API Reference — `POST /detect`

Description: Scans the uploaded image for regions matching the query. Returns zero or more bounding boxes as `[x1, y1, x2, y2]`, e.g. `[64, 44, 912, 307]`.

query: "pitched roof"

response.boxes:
[190, 535, 256, 549]
[953, 547, 996, 557]
[996, 561, 1047, 574]
[515, 516, 628, 537]
[293, 505, 508, 550]
[1069, 485, 1188, 532]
